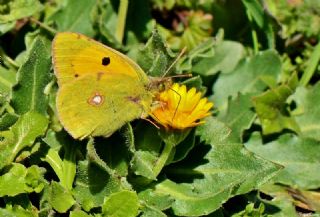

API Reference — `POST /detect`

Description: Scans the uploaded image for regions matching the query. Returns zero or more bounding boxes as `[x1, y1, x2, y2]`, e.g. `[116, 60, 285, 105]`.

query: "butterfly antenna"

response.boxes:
[141, 117, 160, 129]
[162, 47, 187, 78]
[29, 17, 57, 35]
[169, 87, 182, 124]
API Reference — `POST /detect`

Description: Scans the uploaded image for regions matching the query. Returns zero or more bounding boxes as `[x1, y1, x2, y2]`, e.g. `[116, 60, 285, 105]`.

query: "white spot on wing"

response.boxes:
[88, 92, 104, 106]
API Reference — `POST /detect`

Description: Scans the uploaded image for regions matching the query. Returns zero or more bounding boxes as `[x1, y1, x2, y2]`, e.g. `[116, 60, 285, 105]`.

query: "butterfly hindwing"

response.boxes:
[56, 74, 153, 139]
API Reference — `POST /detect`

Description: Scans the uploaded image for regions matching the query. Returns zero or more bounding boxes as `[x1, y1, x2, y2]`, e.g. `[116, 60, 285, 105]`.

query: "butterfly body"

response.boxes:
[52, 32, 155, 139]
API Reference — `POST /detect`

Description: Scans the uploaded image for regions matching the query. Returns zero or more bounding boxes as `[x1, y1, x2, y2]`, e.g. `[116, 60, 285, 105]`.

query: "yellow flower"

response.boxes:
[151, 83, 213, 129]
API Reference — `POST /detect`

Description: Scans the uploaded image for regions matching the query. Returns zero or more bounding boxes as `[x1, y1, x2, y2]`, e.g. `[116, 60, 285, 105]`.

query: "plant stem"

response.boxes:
[300, 41, 320, 86]
[115, 0, 129, 43]
[246, 12, 259, 54]
[153, 142, 173, 177]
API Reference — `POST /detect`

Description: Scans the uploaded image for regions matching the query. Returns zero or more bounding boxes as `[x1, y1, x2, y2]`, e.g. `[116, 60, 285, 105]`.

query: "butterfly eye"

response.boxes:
[102, 57, 110, 66]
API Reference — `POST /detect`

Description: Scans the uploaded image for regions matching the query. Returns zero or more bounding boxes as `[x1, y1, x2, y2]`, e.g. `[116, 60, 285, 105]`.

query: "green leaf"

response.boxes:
[137, 29, 175, 77]
[0, 21, 15, 35]
[192, 40, 244, 76]
[151, 120, 282, 216]
[253, 73, 299, 135]
[49, 181, 75, 213]
[131, 150, 158, 180]
[130, 124, 164, 180]
[139, 189, 174, 212]
[196, 116, 232, 145]
[0, 113, 18, 131]
[213, 50, 281, 110]
[0, 163, 45, 197]
[259, 183, 299, 217]
[139, 207, 167, 217]
[177, 37, 216, 73]
[291, 82, 320, 141]
[0, 205, 37, 217]
[242, 0, 265, 28]
[218, 93, 256, 142]
[70, 210, 93, 217]
[102, 190, 139, 217]
[242, 0, 276, 48]
[154, 178, 233, 216]
[0, 111, 48, 169]
[0, 0, 43, 23]
[11, 36, 52, 115]
[93, 0, 119, 46]
[0, 65, 15, 94]
[72, 160, 122, 211]
[245, 133, 320, 190]
[48, 0, 96, 36]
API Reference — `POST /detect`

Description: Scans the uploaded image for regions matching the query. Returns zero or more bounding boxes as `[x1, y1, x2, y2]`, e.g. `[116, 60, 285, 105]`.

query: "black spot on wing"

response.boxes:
[102, 57, 110, 66]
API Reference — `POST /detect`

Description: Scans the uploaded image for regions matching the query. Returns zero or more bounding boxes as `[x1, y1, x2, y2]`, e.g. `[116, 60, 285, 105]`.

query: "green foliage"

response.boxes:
[0, 0, 319, 216]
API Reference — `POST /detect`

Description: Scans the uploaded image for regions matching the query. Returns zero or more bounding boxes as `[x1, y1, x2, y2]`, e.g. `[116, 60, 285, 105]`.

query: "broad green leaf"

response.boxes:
[0, 163, 45, 197]
[137, 29, 175, 77]
[11, 36, 52, 115]
[0, 21, 15, 35]
[196, 117, 231, 145]
[213, 50, 281, 110]
[38, 183, 52, 217]
[72, 160, 122, 211]
[152, 126, 281, 216]
[140, 207, 167, 217]
[0, 0, 43, 23]
[138, 189, 174, 212]
[41, 148, 63, 185]
[193, 40, 244, 76]
[177, 37, 216, 73]
[291, 82, 320, 141]
[48, 0, 96, 36]
[171, 129, 195, 163]
[131, 124, 164, 180]
[259, 183, 300, 217]
[102, 190, 139, 217]
[131, 150, 158, 180]
[154, 178, 233, 216]
[0, 65, 15, 94]
[0, 111, 48, 169]
[134, 124, 162, 153]
[3, 194, 37, 216]
[242, 0, 265, 28]
[70, 210, 94, 217]
[0, 113, 18, 131]
[218, 94, 256, 142]
[93, 134, 131, 177]
[49, 181, 75, 213]
[0, 205, 37, 217]
[253, 73, 299, 135]
[245, 133, 320, 189]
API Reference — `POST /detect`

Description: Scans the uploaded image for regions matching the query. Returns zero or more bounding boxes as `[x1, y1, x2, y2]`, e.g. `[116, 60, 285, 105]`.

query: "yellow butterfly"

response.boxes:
[52, 32, 165, 139]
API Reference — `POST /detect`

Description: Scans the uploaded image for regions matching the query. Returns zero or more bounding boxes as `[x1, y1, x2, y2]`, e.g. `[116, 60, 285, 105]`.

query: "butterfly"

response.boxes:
[52, 32, 168, 139]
